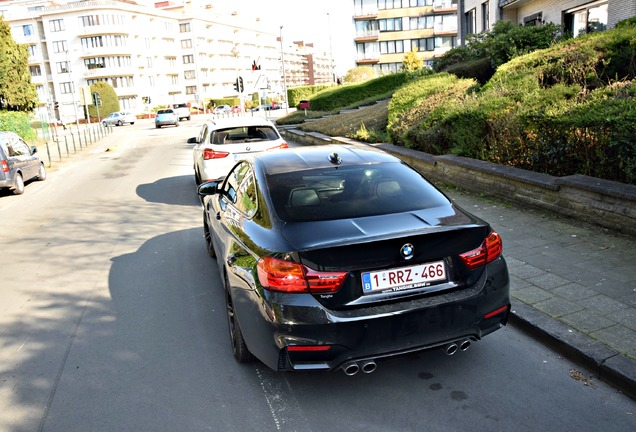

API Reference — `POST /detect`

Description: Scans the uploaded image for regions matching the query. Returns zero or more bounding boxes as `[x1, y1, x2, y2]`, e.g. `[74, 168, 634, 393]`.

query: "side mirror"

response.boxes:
[197, 180, 219, 197]
[31, 146, 38, 154]
[187, 137, 198, 144]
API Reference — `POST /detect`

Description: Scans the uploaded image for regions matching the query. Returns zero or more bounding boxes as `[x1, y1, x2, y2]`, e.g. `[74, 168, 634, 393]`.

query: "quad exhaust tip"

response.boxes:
[342, 360, 377, 376]
[445, 339, 471, 355]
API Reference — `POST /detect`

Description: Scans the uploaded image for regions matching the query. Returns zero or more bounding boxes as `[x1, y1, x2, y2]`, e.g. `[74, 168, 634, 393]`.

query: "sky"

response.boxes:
[223, 1, 357, 76]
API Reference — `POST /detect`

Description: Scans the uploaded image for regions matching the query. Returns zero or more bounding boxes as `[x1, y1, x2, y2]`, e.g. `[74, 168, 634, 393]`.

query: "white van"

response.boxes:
[171, 103, 191, 121]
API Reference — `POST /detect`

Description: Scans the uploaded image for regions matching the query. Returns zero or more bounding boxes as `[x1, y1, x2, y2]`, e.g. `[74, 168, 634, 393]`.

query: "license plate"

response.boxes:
[361, 260, 446, 294]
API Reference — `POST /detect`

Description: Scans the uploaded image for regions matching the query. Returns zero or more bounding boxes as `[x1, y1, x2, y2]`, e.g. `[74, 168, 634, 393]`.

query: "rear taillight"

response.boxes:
[257, 257, 347, 293]
[203, 148, 229, 160]
[459, 230, 503, 270]
[1, 160, 8, 173]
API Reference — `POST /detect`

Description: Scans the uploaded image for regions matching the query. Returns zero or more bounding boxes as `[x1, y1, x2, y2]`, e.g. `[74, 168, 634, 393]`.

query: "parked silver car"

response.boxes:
[0, 131, 46, 195]
[102, 111, 136, 127]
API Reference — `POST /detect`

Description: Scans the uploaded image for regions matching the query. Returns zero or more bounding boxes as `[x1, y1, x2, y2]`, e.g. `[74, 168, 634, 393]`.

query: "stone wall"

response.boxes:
[281, 129, 636, 237]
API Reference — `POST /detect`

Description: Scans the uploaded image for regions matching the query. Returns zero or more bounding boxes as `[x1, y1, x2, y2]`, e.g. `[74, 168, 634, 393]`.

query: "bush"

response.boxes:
[0, 111, 37, 141]
[308, 73, 409, 112]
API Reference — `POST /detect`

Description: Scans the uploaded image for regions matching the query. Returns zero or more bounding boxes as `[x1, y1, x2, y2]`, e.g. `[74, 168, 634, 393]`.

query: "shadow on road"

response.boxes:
[136, 175, 199, 206]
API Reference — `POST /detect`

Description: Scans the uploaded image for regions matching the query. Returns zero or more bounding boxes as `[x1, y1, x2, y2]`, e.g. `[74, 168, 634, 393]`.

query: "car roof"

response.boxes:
[256, 144, 400, 175]
[204, 117, 276, 130]
[0, 131, 21, 144]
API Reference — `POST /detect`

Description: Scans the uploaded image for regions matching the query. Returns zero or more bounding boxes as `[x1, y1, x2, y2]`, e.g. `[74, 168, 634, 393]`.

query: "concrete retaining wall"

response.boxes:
[281, 128, 636, 237]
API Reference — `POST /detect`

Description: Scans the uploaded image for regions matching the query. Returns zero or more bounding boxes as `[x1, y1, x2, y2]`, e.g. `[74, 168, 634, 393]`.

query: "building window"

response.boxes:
[147, 57, 153, 68]
[149, 76, 155, 87]
[183, 54, 194, 64]
[481, 1, 489, 31]
[409, 0, 433, 5]
[379, 18, 403, 32]
[186, 85, 197, 95]
[27, 45, 37, 57]
[565, 2, 608, 37]
[380, 40, 405, 54]
[56, 61, 69, 73]
[22, 24, 33, 36]
[167, 57, 177, 67]
[50, 19, 65, 32]
[184, 70, 196, 80]
[181, 39, 192, 49]
[52, 40, 68, 53]
[84, 58, 105, 69]
[60, 82, 74, 94]
[180, 22, 191, 33]
[464, 8, 476, 35]
[170, 75, 179, 84]
[29, 65, 42, 76]
[523, 12, 543, 26]
[410, 16, 435, 30]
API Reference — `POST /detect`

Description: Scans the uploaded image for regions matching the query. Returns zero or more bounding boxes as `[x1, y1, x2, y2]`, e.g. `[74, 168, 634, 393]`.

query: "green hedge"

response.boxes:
[0, 111, 37, 141]
[389, 23, 636, 184]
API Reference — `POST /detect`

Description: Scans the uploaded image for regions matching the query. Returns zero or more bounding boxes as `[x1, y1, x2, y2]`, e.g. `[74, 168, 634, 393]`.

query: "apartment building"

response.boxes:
[2, 0, 332, 121]
[353, 0, 459, 73]
[459, 1, 636, 43]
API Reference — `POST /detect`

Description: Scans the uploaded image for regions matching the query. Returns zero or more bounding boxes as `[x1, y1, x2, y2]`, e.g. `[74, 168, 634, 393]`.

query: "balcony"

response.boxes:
[354, 30, 380, 42]
[433, 0, 457, 11]
[78, 24, 129, 37]
[80, 46, 132, 57]
[353, 7, 379, 20]
[356, 55, 380, 64]
[83, 66, 135, 78]
[434, 22, 458, 35]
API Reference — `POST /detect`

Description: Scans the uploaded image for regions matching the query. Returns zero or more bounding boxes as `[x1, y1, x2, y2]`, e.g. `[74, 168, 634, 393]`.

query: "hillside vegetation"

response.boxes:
[288, 21, 636, 185]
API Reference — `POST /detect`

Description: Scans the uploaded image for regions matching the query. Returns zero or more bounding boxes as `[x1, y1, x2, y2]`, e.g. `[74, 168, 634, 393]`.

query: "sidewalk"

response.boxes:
[445, 188, 636, 399]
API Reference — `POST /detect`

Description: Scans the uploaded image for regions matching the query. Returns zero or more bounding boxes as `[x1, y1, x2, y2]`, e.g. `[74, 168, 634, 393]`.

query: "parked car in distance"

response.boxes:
[102, 111, 136, 127]
[155, 109, 179, 128]
[197, 144, 510, 374]
[171, 103, 191, 121]
[190, 117, 287, 185]
[231, 105, 242, 114]
[0, 131, 47, 195]
[213, 105, 231, 115]
[250, 104, 272, 112]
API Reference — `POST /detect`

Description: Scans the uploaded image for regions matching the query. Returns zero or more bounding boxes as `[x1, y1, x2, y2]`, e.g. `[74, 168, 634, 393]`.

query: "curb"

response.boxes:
[509, 301, 636, 400]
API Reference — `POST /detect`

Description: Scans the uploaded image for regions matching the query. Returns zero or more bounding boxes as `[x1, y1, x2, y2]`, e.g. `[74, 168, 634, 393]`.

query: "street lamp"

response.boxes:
[279, 26, 289, 115]
[64, 50, 80, 128]
[327, 13, 335, 84]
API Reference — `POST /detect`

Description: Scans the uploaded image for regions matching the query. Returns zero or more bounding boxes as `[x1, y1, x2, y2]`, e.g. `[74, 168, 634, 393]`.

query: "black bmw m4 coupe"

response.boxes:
[197, 144, 510, 375]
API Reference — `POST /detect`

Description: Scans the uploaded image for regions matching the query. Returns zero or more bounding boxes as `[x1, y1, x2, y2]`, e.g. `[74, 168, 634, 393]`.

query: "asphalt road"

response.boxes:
[0, 119, 634, 432]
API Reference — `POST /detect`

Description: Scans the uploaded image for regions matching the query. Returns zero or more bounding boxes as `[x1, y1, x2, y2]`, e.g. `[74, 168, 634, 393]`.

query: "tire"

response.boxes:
[225, 278, 254, 363]
[156, 125, 161, 129]
[130, 122, 135, 125]
[203, 220, 215, 258]
[117, 120, 123, 126]
[37, 164, 47, 181]
[186, 116, 191, 121]
[12, 173, 24, 195]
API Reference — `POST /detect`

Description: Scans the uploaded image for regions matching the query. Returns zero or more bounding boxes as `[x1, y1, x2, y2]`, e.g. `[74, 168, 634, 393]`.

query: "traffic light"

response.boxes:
[142, 96, 151, 104]
[233, 78, 239, 92]
[92, 92, 101, 106]
[238, 76, 244, 93]
[251, 60, 260, 71]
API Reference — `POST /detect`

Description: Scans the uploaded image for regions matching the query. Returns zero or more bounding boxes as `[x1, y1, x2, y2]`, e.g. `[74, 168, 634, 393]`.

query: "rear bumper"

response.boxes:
[232, 258, 510, 372]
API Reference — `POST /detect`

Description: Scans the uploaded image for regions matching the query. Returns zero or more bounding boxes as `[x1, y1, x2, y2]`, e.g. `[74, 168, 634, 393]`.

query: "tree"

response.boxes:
[86, 81, 119, 120]
[401, 48, 423, 73]
[344, 66, 377, 83]
[0, 17, 38, 112]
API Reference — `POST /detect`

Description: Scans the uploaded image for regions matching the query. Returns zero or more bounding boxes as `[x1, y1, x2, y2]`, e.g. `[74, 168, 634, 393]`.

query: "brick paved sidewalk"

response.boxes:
[446, 188, 636, 398]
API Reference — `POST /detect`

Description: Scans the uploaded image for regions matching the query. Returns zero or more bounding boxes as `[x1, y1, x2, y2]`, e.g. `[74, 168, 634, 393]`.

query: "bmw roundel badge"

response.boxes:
[400, 243, 414, 260]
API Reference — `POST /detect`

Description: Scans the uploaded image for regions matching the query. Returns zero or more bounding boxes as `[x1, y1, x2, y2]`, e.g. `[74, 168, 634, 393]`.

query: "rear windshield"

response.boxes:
[173, 103, 187, 108]
[266, 163, 450, 222]
[210, 126, 279, 144]
[157, 109, 173, 114]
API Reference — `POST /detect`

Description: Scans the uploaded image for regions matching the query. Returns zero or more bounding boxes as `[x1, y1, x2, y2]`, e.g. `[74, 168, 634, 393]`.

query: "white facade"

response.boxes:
[3, 0, 291, 121]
